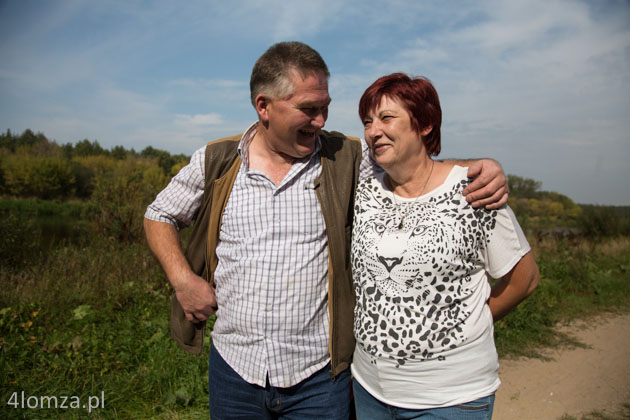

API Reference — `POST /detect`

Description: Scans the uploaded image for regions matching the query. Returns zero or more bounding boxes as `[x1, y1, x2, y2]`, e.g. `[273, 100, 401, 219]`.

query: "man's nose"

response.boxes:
[311, 111, 326, 128]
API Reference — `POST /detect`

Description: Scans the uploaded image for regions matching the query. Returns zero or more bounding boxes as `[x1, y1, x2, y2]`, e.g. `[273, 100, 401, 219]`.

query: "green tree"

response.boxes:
[141, 146, 189, 175]
[90, 157, 168, 242]
[507, 175, 582, 234]
[578, 205, 620, 239]
[73, 139, 107, 157]
[1, 152, 76, 199]
[508, 175, 542, 198]
[111, 145, 129, 160]
[0, 129, 50, 152]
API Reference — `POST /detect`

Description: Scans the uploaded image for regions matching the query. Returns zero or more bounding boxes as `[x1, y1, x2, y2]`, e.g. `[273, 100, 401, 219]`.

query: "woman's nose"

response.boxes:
[365, 121, 382, 141]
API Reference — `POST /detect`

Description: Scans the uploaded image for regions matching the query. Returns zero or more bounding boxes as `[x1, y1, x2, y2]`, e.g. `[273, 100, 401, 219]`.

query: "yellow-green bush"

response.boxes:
[90, 157, 168, 242]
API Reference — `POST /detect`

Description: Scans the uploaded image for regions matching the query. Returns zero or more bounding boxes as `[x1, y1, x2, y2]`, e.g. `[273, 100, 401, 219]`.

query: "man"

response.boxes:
[144, 41, 508, 419]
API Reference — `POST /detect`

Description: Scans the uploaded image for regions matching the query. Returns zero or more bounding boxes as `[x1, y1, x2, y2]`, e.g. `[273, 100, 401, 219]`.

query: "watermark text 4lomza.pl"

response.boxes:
[6, 391, 105, 413]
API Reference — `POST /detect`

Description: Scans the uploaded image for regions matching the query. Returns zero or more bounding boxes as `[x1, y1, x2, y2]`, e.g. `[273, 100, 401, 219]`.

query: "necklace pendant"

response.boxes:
[397, 218, 404, 230]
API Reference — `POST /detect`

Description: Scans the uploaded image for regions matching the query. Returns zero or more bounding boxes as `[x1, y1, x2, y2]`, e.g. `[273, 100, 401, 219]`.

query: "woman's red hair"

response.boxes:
[358, 73, 442, 156]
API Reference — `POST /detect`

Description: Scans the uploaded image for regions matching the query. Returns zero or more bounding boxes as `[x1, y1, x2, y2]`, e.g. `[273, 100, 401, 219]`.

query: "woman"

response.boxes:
[351, 73, 539, 419]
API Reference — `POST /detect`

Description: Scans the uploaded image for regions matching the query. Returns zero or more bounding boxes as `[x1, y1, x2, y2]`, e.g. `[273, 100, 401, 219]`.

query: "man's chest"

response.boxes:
[219, 167, 326, 241]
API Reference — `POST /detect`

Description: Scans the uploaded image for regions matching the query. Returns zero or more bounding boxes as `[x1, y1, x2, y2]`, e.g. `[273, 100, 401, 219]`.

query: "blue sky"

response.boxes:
[1, 0, 628, 205]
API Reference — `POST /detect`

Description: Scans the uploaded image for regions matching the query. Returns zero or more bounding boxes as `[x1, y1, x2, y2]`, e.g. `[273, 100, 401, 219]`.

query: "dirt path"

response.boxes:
[494, 312, 630, 420]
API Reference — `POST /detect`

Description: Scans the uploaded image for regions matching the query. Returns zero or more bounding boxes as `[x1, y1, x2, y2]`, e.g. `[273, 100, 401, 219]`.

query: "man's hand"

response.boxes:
[144, 218, 217, 323]
[174, 273, 217, 323]
[463, 159, 508, 209]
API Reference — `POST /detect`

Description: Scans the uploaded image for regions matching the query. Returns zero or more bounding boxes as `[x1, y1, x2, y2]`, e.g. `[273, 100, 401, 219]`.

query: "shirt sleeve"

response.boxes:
[358, 137, 384, 180]
[144, 144, 206, 228]
[481, 206, 531, 279]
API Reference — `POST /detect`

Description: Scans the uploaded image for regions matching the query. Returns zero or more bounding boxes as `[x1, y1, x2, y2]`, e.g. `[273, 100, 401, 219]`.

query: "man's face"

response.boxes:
[260, 70, 331, 159]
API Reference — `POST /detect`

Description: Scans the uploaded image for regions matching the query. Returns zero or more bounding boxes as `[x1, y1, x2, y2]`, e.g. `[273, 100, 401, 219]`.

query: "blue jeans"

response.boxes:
[352, 379, 494, 420]
[208, 344, 351, 419]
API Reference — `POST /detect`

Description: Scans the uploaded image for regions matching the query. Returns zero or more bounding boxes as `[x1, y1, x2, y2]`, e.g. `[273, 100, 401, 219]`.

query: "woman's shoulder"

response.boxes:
[428, 165, 469, 202]
[450, 164, 470, 180]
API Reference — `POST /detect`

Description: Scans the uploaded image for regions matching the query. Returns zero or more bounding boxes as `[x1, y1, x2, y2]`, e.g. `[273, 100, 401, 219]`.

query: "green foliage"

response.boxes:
[507, 174, 583, 234]
[0, 199, 93, 271]
[72, 139, 107, 157]
[508, 174, 542, 198]
[0, 198, 91, 217]
[141, 146, 190, 176]
[0, 129, 189, 203]
[0, 197, 628, 418]
[494, 236, 630, 357]
[1, 129, 626, 417]
[0, 211, 42, 270]
[90, 157, 168, 242]
[1, 152, 76, 199]
[0, 234, 211, 419]
[579, 205, 630, 239]
[0, 128, 48, 152]
[507, 174, 630, 240]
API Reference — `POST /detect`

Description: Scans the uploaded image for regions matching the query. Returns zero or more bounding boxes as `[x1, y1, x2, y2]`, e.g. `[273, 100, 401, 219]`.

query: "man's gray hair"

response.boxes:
[250, 41, 330, 105]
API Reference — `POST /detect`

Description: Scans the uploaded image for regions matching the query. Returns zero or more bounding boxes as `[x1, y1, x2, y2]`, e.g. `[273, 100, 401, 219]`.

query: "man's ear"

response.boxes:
[255, 94, 271, 123]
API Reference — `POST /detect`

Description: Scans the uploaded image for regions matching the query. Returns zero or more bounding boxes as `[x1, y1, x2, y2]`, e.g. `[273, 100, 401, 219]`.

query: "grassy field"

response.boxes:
[493, 235, 630, 357]
[1, 199, 629, 419]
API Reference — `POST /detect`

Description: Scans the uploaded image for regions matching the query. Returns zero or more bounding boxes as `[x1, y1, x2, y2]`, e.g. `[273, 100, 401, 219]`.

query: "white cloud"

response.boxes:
[174, 113, 224, 127]
[1, 0, 628, 203]
[168, 78, 246, 89]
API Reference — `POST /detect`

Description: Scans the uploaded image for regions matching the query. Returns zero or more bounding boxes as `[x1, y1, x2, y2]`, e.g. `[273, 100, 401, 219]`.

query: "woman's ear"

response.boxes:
[420, 125, 433, 137]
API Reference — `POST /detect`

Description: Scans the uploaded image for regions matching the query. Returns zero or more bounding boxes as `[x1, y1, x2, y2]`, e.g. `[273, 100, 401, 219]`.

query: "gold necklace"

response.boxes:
[388, 159, 434, 230]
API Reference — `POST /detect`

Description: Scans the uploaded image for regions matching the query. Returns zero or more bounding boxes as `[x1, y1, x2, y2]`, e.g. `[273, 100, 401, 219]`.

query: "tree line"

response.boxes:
[1, 128, 628, 240]
[0, 129, 188, 200]
[0, 129, 190, 242]
[507, 175, 630, 239]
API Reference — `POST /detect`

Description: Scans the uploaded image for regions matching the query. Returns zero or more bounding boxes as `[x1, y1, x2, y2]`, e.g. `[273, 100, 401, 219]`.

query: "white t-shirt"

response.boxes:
[351, 165, 530, 409]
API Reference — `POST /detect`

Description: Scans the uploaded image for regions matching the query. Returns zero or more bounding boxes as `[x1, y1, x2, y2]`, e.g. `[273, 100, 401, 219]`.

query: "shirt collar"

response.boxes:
[237, 121, 322, 170]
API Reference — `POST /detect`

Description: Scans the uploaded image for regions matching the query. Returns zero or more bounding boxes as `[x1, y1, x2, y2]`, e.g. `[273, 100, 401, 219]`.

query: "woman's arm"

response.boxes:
[488, 251, 540, 322]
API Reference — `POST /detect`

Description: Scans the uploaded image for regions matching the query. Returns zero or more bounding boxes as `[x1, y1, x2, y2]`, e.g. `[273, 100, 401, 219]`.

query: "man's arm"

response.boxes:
[444, 158, 509, 209]
[144, 218, 217, 323]
[487, 252, 539, 322]
[360, 140, 508, 209]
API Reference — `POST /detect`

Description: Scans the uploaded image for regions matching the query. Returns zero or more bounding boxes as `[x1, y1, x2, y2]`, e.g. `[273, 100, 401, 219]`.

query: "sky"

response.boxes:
[0, 0, 628, 205]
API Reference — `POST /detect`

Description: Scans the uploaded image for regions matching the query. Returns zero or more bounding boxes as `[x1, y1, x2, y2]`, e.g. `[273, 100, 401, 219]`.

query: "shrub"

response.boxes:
[90, 157, 167, 242]
[1, 152, 76, 199]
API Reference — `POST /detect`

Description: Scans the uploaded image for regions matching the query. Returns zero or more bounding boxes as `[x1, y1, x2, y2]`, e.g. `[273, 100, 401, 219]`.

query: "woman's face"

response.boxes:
[362, 96, 431, 170]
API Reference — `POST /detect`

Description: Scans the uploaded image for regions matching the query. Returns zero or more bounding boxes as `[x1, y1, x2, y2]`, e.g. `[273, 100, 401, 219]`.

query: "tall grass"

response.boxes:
[1, 199, 629, 418]
[1, 206, 210, 419]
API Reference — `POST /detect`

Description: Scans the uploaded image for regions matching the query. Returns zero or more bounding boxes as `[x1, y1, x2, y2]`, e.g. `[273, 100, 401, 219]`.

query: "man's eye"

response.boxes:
[363, 120, 372, 127]
[303, 107, 324, 114]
